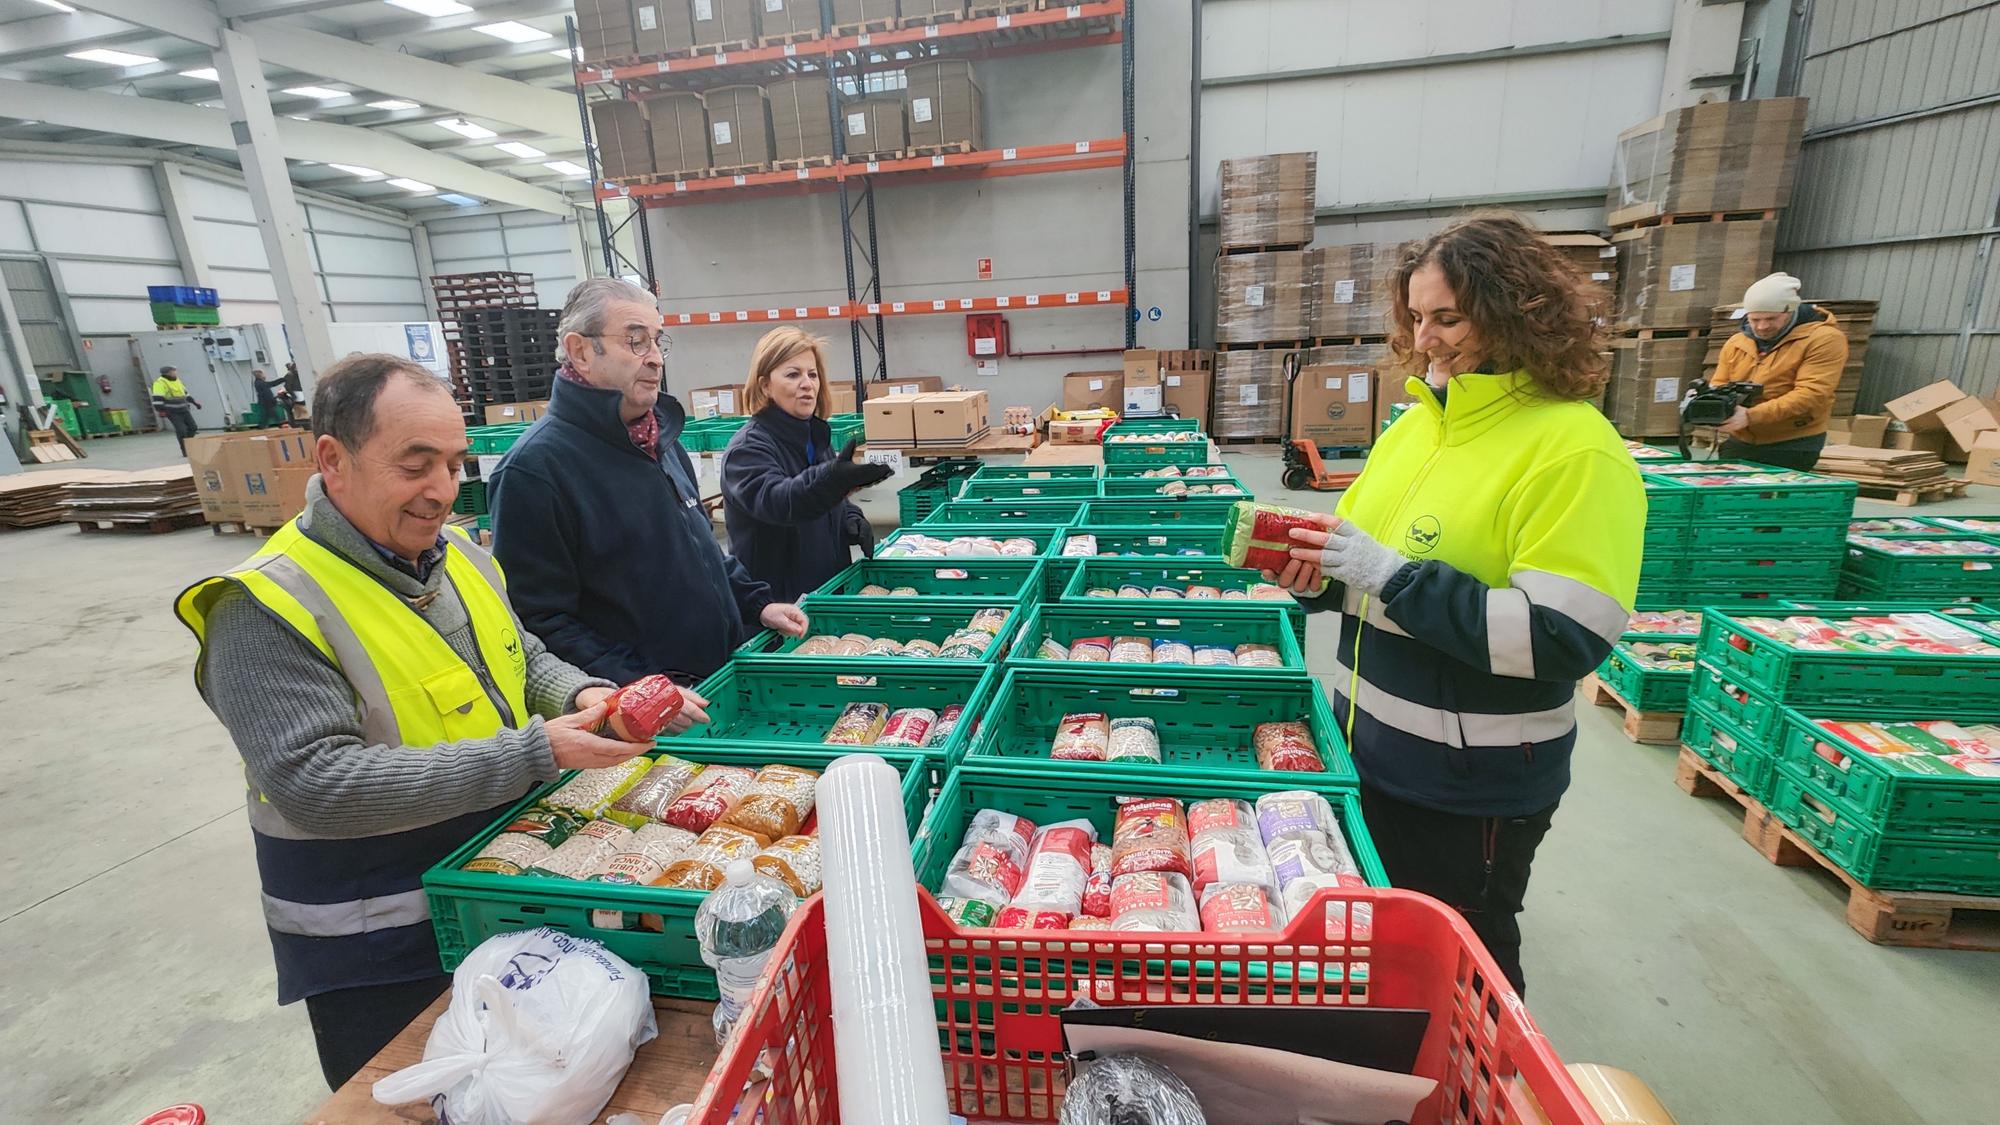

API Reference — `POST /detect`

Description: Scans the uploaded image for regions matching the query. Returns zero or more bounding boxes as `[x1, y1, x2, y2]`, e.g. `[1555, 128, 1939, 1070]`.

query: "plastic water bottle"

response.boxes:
[694, 859, 798, 1045]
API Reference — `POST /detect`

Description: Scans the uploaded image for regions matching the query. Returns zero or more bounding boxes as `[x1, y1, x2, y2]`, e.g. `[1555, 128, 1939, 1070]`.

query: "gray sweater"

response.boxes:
[198, 478, 612, 838]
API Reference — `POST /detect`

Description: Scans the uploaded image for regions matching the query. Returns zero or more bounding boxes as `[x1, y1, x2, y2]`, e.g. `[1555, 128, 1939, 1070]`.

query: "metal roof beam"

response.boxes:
[0, 11, 156, 64]
[66, 0, 223, 49]
[218, 0, 377, 18]
[342, 0, 572, 41]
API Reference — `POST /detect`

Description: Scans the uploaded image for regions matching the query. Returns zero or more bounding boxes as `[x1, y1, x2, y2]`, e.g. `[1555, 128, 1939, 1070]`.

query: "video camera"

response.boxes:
[1678, 381, 1762, 458]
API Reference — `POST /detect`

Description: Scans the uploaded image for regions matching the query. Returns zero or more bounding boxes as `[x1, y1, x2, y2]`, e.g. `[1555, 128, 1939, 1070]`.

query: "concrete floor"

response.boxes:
[2, 430, 1996, 1123]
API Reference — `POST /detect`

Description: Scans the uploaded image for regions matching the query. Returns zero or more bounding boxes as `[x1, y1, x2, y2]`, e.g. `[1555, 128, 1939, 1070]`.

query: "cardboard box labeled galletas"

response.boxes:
[1063, 371, 1124, 412]
[1965, 432, 2000, 487]
[864, 395, 917, 444]
[1882, 380, 1966, 432]
[1290, 365, 1374, 448]
[484, 400, 548, 425]
[912, 390, 990, 444]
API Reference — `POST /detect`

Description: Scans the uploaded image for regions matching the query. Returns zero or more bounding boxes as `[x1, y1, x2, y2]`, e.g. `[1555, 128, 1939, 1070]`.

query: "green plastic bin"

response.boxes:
[965, 464, 1100, 486]
[1683, 554, 1844, 587]
[957, 477, 1104, 501]
[1595, 639, 1696, 712]
[1060, 560, 1305, 645]
[1099, 433, 1212, 466]
[1685, 521, 1849, 555]
[735, 598, 1021, 665]
[1695, 611, 2000, 710]
[1681, 701, 1777, 799]
[1077, 498, 1239, 526]
[1767, 767, 2000, 894]
[1842, 534, 2000, 597]
[1772, 707, 2000, 842]
[660, 661, 996, 770]
[918, 498, 1089, 527]
[1059, 525, 1224, 559]
[1676, 470, 1858, 523]
[466, 422, 531, 455]
[423, 745, 927, 998]
[1005, 603, 1306, 673]
[452, 479, 486, 516]
[812, 557, 1045, 604]
[878, 523, 1064, 559]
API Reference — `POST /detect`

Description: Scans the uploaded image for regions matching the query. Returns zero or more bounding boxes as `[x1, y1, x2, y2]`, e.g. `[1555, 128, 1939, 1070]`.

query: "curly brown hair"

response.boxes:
[1385, 212, 1608, 401]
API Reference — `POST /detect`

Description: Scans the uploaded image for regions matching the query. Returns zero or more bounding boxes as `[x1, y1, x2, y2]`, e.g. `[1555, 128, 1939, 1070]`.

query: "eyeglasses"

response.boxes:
[584, 330, 672, 357]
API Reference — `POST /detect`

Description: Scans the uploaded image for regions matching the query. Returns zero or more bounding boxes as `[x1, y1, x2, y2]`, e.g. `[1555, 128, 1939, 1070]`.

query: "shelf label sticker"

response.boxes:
[1333, 278, 1356, 304]
[932, 299, 948, 311]
[733, 310, 749, 321]
[797, 168, 809, 179]
[1069, 5, 1083, 15]
[867, 303, 882, 314]
[676, 313, 693, 324]
[734, 175, 747, 185]
[674, 181, 688, 192]
[926, 24, 939, 35]
[857, 33, 871, 45]
[892, 301, 906, 312]
[912, 97, 934, 123]
[715, 52, 729, 63]
[932, 155, 945, 167]
[826, 305, 842, 316]
[1669, 263, 1697, 291]
[713, 121, 733, 146]
[996, 13, 1011, 27]
[867, 161, 881, 172]
[784, 44, 797, 55]
[1244, 284, 1266, 307]
[766, 308, 781, 319]
[706, 312, 722, 322]
[657, 60, 672, 72]
[1002, 147, 1018, 160]
[1076, 141, 1090, 153]
[1065, 292, 1081, 303]
[1096, 290, 1112, 302]
[1025, 294, 1041, 305]
[794, 307, 810, 317]
[959, 297, 974, 309]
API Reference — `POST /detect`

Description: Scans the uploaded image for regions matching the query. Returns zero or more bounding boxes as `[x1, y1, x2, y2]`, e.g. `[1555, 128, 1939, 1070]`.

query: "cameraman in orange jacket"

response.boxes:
[1708, 272, 1849, 470]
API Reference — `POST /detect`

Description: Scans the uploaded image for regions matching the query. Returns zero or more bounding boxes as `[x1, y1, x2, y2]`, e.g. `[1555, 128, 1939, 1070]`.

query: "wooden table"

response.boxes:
[309, 992, 722, 1123]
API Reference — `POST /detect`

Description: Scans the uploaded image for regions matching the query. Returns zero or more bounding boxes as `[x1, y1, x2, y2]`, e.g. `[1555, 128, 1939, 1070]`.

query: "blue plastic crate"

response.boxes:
[146, 284, 218, 307]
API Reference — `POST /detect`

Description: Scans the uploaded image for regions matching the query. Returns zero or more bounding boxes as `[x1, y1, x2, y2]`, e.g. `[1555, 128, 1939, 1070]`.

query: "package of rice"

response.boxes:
[1248, 584, 1292, 600]
[464, 832, 555, 875]
[901, 638, 941, 658]
[924, 704, 966, 749]
[1218, 502, 1330, 591]
[1255, 791, 1365, 915]
[858, 584, 891, 597]
[861, 637, 904, 657]
[1081, 843, 1113, 917]
[592, 823, 698, 885]
[1000, 537, 1039, 557]
[1110, 796, 1192, 879]
[1063, 534, 1099, 557]
[1160, 480, 1188, 497]
[603, 754, 704, 827]
[720, 763, 821, 840]
[823, 701, 890, 745]
[659, 765, 756, 834]
[1185, 585, 1221, 599]
[1186, 484, 1212, 495]
[968, 607, 1012, 636]
[1107, 716, 1162, 764]
[1110, 871, 1199, 932]
[527, 819, 634, 880]
[1069, 915, 1114, 930]
[1235, 643, 1282, 668]
[1051, 712, 1110, 761]
[831, 634, 870, 656]
[875, 706, 939, 748]
[1151, 638, 1193, 665]
[497, 804, 586, 846]
[1036, 636, 1070, 660]
[1220, 588, 1247, 600]
[1010, 819, 1097, 915]
[1188, 798, 1277, 899]
[1149, 585, 1185, 599]
[1193, 645, 1236, 667]
[946, 537, 1001, 557]
[934, 896, 999, 927]
[658, 824, 766, 890]
[1254, 721, 1326, 772]
[1118, 584, 1150, 598]
[795, 635, 839, 656]
[752, 834, 823, 896]
[1086, 587, 1117, 598]
[941, 809, 1038, 905]
[1109, 636, 1152, 663]
[995, 906, 1073, 929]
[1199, 883, 1287, 933]
[1069, 636, 1112, 662]
[544, 757, 655, 820]
[890, 585, 922, 596]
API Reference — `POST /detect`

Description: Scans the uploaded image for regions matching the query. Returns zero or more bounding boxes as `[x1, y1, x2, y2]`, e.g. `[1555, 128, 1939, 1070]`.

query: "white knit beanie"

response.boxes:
[1741, 272, 1802, 313]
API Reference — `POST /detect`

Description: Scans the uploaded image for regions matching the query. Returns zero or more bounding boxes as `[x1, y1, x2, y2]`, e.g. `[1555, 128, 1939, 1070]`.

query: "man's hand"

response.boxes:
[661, 685, 711, 735]
[761, 602, 810, 637]
[573, 685, 615, 712]
[545, 701, 651, 769]
[1717, 406, 1751, 436]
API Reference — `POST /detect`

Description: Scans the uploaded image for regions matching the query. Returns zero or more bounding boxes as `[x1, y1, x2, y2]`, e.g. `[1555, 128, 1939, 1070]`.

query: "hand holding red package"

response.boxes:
[1219, 502, 1333, 594]
[602, 675, 687, 741]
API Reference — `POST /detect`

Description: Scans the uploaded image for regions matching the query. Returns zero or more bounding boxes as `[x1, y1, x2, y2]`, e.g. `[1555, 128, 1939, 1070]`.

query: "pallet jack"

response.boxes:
[1279, 349, 1364, 493]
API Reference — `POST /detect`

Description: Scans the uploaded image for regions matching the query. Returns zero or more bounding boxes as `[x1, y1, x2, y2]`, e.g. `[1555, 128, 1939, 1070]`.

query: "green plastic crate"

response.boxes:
[912, 766, 1389, 902]
[1850, 517, 1958, 536]
[812, 557, 1046, 604]
[1104, 417, 1203, 439]
[1681, 701, 1777, 799]
[1644, 522, 1690, 552]
[957, 477, 1104, 501]
[1097, 475, 1248, 500]
[1099, 433, 1212, 466]
[1639, 554, 1686, 584]
[735, 598, 1021, 665]
[966, 464, 1101, 486]
[1039, 557, 1082, 602]
[466, 422, 531, 455]
[919, 497, 1089, 527]
[1060, 525, 1224, 559]
[1685, 521, 1849, 555]
[1675, 470, 1858, 523]
[961, 667, 1358, 787]
[1061, 560, 1305, 645]
[828, 413, 864, 446]
[1772, 708, 2000, 841]
[1921, 516, 2000, 536]
[1077, 498, 1239, 526]
[452, 479, 487, 516]
[1005, 603, 1306, 672]
[1767, 767, 2000, 894]
[895, 459, 982, 525]
[1695, 611, 2000, 710]
[1842, 534, 2000, 597]
[1777, 599, 1999, 615]
[1596, 639, 1697, 712]
[1641, 476, 1694, 522]
[660, 661, 997, 768]
[1687, 664, 1787, 748]
[1102, 462, 1225, 478]
[879, 523, 1064, 559]
[423, 745, 927, 998]
[151, 301, 219, 325]
[1683, 554, 1844, 587]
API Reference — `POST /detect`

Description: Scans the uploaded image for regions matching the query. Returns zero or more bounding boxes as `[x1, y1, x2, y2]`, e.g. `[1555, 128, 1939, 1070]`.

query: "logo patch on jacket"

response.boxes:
[502, 630, 526, 676]
[1405, 515, 1442, 555]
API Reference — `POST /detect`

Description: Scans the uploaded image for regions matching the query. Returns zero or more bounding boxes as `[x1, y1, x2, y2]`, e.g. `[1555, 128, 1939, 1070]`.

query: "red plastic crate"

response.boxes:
[689, 889, 1599, 1124]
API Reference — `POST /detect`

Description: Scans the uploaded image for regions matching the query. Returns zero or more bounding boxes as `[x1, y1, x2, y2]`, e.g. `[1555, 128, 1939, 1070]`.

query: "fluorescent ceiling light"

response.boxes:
[543, 160, 588, 177]
[287, 114, 311, 121]
[437, 117, 496, 139]
[495, 141, 545, 159]
[283, 85, 346, 100]
[330, 163, 384, 178]
[196, 99, 226, 109]
[384, 0, 470, 15]
[179, 67, 220, 81]
[387, 177, 435, 192]
[32, 1, 77, 12]
[368, 98, 420, 111]
[474, 21, 553, 43]
[66, 48, 160, 67]
[437, 193, 481, 206]
[550, 47, 583, 61]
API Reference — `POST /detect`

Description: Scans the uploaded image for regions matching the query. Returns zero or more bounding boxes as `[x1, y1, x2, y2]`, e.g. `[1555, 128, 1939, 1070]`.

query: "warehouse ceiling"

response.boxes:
[0, 0, 592, 217]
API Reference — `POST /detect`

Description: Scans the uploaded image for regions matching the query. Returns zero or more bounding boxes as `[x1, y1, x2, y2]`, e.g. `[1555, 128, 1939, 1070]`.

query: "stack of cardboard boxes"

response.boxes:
[1882, 380, 2000, 484]
[645, 93, 711, 178]
[704, 86, 773, 171]
[758, 0, 822, 38]
[1213, 153, 1319, 440]
[591, 100, 654, 183]
[1114, 350, 1214, 423]
[841, 97, 907, 159]
[904, 61, 983, 151]
[864, 388, 990, 447]
[633, 0, 697, 55]
[576, 0, 638, 64]
[768, 78, 834, 163]
[185, 429, 316, 531]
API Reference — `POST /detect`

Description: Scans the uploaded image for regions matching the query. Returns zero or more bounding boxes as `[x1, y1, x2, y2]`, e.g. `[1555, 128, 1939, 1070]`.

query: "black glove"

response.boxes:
[843, 504, 878, 558]
[822, 438, 895, 494]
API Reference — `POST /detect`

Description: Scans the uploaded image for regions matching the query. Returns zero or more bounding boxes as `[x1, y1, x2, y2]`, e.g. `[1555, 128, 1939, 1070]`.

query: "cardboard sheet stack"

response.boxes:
[59, 466, 202, 527]
[1810, 445, 1953, 493]
[0, 468, 124, 528]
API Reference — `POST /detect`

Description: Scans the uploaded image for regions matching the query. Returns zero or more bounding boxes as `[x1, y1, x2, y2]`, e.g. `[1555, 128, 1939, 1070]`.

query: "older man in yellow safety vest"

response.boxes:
[174, 353, 655, 1090]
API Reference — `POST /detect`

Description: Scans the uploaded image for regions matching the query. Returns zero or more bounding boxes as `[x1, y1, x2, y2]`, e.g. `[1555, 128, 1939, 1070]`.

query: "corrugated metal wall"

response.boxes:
[1777, 0, 2000, 406]
[423, 209, 588, 309]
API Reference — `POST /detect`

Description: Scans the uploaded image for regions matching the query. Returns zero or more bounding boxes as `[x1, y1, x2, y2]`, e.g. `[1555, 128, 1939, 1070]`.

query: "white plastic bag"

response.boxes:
[373, 926, 658, 1124]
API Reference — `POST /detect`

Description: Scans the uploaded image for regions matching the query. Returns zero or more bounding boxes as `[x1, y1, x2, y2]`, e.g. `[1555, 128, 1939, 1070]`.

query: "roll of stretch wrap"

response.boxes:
[818, 754, 951, 1123]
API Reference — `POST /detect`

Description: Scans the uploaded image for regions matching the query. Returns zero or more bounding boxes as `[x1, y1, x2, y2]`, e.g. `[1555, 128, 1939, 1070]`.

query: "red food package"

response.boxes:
[605, 674, 686, 741]
[1220, 503, 1331, 582]
[1111, 797, 1192, 879]
[659, 765, 755, 834]
[1253, 721, 1326, 772]
[1200, 883, 1285, 933]
[1081, 843, 1113, 918]
[994, 906, 1073, 930]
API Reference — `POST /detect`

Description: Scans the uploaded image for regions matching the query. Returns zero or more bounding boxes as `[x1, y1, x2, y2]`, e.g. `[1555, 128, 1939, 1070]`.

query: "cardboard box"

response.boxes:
[1375, 368, 1419, 432]
[1045, 412, 1106, 445]
[1965, 431, 2000, 487]
[1211, 351, 1285, 438]
[590, 99, 653, 182]
[1290, 365, 1374, 448]
[184, 433, 246, 523]
[867, 376, 944, 398]
[1062, 371, 1124, 412]
[228, 431, 314, 527]
[841, 97, 906, 158]
[1217, 153, 1316, 251]
[758, 0, 822, 38]
[1607, 97, 1809, 228]
[1312, 243, 1388, 338]
[1939, 396, 1998, 462]
[831, 0, 896, 24]
[864, 395, 917, 444]
[1846, 413, 1889, 448]
[1215, 250, 1316, 343]
[1613, 220, 1777, 330]
[827, 380, 857, 415]
[641, 93, 708, 178]
[1606, 335, 1704, 437]
[576, 0, 639, 63]
[1162, 367, 1212, 425]
[690, 0, 758, 49]
[1122, 349, 1162, 385]
[688, 383, 743, 418]
[1884, 428, 1948, 454]
[767, 77, 833, 163]
[1122, 352, 1163, 415]
[904, 59, 983, 151]
[702, 85, 771, 170]
[484, 400, 547, 425]
[912, 390, 990, 444]
[1884, 380, 1967, 432]
[631, 0, 697, 56]
[241, 466, 313, 528]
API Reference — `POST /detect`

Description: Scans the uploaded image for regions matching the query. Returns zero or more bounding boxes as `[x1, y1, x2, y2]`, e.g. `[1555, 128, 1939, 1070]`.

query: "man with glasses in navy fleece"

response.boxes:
[487, 278, 809, 692]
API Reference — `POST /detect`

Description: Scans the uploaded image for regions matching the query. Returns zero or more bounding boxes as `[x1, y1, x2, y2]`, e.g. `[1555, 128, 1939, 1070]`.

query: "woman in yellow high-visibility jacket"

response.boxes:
[1273, 214, 1645, 994]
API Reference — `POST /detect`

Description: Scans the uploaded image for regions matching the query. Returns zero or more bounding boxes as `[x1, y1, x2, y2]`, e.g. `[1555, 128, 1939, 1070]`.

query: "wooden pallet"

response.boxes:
[830, 18, 897, 36]
[1220, 243, 1310, 256]
[688, 38, 754, 56]
[704, 162, 775, 179]
[966, 0, 1039, 16]
[1675, 747, 2000, 950]
[1619, 326, 1709, 340]
[1579, 673, 1683, 745]
[1214, 435, 1286, 446]
[896, 10, 968, 29]
[1851, 479, 1968, 507]
[1217, 340, 1306, 352]
[903, 140, 975, 158]
[772, 154, 837, 172]
[72, 512, 205, 535]
[1612, 208, 1781, 231]
[1308, 335, 1389, 348]
[757, 28, 823, 46]
[209, 520, 276, 537]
